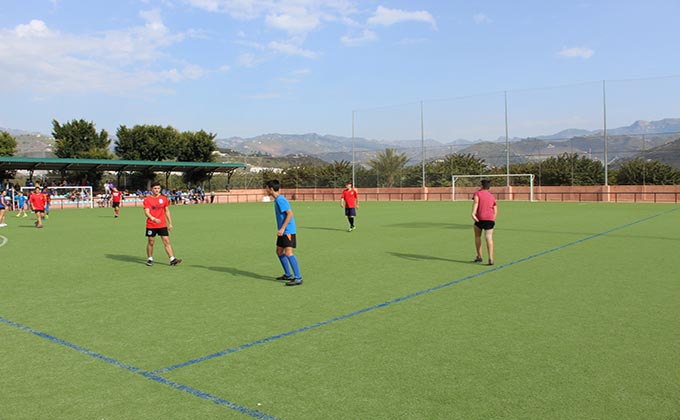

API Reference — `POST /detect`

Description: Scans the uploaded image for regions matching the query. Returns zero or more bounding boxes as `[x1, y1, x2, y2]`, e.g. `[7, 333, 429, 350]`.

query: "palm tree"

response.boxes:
[368, 148, 409, 187]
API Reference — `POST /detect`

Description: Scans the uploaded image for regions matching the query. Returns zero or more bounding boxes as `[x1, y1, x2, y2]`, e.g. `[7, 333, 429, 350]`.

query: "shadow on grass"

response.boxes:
[302, 226, 348, 232]
[388, 251, 473, 264]
[105, 254, 148, 265]
[386, 222, 469, 230]
[190, 264, 279, 282]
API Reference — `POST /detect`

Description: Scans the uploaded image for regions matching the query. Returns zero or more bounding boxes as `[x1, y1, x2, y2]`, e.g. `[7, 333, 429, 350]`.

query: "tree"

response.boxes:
[614, 158, 680, 185]
[368, 148, 410, 187]
[0, 131, 18, 182]
[0, 131, 17, 156]
[115, 125, 180, 161]
[177, 130, 217, 186]
[52, 119, 112, 159]
[315, 160, 352, 188]
[52, 119, 112, 186]
[538, 153, 604, 186]
[427, 153, 488, 186]
[115, 125, 181, 186]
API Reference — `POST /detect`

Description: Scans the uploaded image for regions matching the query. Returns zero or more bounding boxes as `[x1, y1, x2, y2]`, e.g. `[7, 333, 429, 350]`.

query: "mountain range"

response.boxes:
[4, 118, 680, 167]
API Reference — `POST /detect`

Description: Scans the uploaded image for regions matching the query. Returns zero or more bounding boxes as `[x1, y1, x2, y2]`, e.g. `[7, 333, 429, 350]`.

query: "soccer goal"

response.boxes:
[451, 174, 535, 202]
[21, 185, 94, 209]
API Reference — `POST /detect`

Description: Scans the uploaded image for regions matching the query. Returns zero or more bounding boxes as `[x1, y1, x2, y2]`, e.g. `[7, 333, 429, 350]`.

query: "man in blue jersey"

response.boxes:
[265, 179, 302, 286]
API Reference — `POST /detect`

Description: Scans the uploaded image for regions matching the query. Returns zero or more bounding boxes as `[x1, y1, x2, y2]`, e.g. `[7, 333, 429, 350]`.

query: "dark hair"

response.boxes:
[265, 179, 281, 192]
[481, 180, 491, 189]
[151, 182, 162, 188]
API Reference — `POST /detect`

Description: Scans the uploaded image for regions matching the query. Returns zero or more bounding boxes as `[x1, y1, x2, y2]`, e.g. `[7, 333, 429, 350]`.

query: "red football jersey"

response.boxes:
[143, 194, 169, 228]
[341, 188, 358, 208]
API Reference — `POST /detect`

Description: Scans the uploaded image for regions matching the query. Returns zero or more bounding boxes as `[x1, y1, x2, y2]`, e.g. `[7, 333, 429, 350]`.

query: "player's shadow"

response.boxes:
[302, 226, 347, 232]
[386, 222, 469, 230]
[190, 264, 279, 282]
[388, 251, 472, 264]
[105, 254, 149, 265]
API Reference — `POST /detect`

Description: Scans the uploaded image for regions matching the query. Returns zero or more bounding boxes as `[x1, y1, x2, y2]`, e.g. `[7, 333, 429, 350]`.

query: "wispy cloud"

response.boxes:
[268, 40, 317, 58]
[367, 6, 437, 29]
[558, 46, 594, 59]
[341, 29, 377, 46]
[473, 13, 492, 24]
[0, 10, 211, 96]
[278, 68, 311, 84]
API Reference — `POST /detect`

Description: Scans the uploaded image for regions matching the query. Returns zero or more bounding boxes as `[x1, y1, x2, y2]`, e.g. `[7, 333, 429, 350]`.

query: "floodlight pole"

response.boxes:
[504, 90, 510, 186]
[421, 101, 426, 189]
[351, 110, 356, 186]
[603, 80, 609, 186]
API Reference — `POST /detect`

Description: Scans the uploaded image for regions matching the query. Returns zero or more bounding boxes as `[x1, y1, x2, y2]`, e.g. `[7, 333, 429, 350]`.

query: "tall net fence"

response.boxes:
[343, 75, 680, 188]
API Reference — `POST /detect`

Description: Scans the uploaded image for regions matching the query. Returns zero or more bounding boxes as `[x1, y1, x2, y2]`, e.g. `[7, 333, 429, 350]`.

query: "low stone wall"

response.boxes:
[204, 186, 680, 204]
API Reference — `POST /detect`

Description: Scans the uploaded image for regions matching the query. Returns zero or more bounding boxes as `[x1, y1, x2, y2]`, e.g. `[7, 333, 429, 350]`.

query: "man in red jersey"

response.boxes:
[111, 187, 123, 218]
[340, 181, 359, 232]
[471, 179, 497, 265]
[143, 182, 181, 267]
[28, 186, 46, 228]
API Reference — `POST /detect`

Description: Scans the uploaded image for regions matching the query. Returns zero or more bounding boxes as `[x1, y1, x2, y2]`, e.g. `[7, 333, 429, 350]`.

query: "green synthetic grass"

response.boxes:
[1, 200, 679, 420]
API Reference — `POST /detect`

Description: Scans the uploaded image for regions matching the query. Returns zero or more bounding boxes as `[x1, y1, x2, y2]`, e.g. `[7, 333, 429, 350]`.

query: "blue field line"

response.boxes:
[150, 207, 679, 375]
[0, 316, 280, 420]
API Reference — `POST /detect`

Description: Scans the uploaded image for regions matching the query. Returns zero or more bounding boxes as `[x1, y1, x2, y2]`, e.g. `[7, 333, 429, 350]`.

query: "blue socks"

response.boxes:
[279, 254, 301, 279]
[288, 255, 301, 279]
[278, 255, 291, 277]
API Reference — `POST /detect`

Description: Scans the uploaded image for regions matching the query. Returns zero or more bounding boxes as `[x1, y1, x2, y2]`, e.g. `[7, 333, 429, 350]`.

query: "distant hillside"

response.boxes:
[5, 117, 680, 166]
[628, 138, 680, 169]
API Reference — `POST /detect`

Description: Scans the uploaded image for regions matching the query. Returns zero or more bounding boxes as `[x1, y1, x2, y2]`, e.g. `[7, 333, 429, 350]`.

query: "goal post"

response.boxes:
[20, 185, 94, 209]
[451, 174, 535, 202]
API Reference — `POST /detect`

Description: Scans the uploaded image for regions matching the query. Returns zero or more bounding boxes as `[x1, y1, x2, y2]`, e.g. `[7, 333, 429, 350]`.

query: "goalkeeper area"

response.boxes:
[19, 185, 94, 209]
[1, 201, 678, 420]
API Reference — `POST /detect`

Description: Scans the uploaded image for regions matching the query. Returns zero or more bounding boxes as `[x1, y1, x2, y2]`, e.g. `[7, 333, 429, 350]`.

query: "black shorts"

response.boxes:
[33, 209, 45, 214]
[344, 208, 356, 217]
[276, 233, 297, 248]
[475, 220, 495, 230]
[146, 227, 169, 237]
[112, 202, 120, 208]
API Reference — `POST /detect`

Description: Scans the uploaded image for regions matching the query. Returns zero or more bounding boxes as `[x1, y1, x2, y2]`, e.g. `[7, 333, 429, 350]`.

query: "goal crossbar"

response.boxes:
[451, 174, 535, 202]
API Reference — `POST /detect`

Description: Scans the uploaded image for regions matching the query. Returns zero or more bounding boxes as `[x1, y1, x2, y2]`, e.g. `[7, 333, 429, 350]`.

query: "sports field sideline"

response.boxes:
[1, 200, 678, 420]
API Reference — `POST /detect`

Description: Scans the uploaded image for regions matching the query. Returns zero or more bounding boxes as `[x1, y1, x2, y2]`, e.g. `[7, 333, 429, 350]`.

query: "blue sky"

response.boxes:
[1, 0, 680, 142]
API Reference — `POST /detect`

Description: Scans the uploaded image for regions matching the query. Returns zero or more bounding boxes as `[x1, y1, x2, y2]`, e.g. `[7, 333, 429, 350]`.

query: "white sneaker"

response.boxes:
[0, 223, 7, 227]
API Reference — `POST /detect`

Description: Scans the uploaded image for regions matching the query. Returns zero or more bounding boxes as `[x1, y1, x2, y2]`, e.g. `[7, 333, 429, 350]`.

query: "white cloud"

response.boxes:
[278, 68, 311, 84]
[266, 11, 321, 34]
[558, 46, 594, 59]
[367, 6, 436, 29]
[268, 40, 317, 58]
[341, 29, 377, 46]
[0, 11, 213, 96]
[473, 13, 492, 24]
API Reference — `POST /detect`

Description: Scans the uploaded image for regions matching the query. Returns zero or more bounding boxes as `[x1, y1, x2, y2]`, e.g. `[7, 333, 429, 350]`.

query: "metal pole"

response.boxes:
[504, 90, 510, 186]
[421, 101, 425, 189]
[603, 80, 608, 186]
[351, 110, 356, 186]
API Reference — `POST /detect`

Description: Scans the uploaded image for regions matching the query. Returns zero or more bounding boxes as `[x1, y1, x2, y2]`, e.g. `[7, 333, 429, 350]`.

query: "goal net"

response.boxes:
[451, 174, 535, 202]
[21, 186, 94, 209]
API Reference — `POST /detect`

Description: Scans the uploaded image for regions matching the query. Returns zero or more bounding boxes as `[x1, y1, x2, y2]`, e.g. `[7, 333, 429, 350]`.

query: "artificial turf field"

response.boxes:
[1, 199, 679, 420]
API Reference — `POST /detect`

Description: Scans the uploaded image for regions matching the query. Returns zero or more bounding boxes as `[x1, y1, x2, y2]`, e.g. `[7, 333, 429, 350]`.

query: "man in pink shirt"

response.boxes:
[471, 179, 497, 265]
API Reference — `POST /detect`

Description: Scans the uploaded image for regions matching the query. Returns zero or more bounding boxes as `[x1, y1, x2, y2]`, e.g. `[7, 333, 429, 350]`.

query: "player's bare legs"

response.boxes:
[147, 237, 155, 258]
[474, 225, 483, 259]
[485, 229, 494, 264]
[161, 236, 175, 259]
